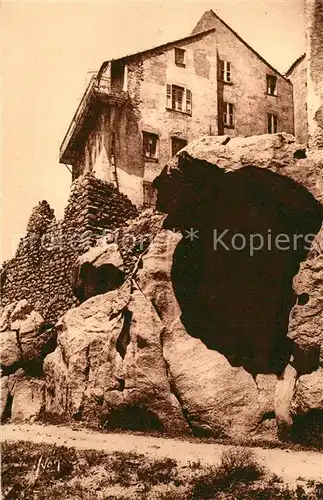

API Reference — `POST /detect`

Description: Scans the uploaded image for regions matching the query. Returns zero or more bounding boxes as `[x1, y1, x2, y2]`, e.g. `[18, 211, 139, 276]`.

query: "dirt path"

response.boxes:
[1, 423, 322, 483]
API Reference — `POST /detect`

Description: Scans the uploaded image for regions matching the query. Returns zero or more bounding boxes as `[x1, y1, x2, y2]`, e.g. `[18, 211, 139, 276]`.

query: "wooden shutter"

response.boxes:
[229, 103, 234, 126]
[223, 102, 228, 125]
[220, 60, 225, 81]
[268, 114, 272, 133]
[226, 62, 231, 82]
[166, 84, 172, 109]
[186, 89, 192, 114]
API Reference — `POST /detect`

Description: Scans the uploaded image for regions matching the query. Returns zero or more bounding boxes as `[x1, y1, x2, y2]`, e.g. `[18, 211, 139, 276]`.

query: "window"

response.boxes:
[171, 137, 187, 157]
[220, 60, 231, 83]
[142, 132, 158, 160]
[111, 60, 126, 92]
[143, 181, 157, 208]
[223, 102, 234, 127]
[166, 84, 192, 114]
[174, 48, 186, 67]
[268, 114, 278, 133]
[267, 75, 277, 96]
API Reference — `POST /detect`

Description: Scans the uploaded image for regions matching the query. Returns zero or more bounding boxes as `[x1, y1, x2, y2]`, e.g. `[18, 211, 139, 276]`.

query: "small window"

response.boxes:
[142, 132, 158, 159]
[267, 75, 277, 96]
[143, 181, 157, 208]
[220, 60, 231, 83]
[268, 114, 278, 133]
[171, 137, 187, 157]
[166, 84, 192, 114]
[175, 48, 185, 67]
[223, 102, 234, 127]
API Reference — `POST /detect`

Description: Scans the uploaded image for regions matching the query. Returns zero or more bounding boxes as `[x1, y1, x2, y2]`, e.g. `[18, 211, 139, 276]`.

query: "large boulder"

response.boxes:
[43, 282, 189, 434]
[11, 376, 45, 422]
[1, 368, 44, 423]
[0, 331, 21, 368]
[137, 229, 278, 439]
[0, 300, 55, 374]
[156, 133, 322, 201]
[0, 300, 56, 423]
[290, 368, 323, 414]
[290, 368, 323, 447]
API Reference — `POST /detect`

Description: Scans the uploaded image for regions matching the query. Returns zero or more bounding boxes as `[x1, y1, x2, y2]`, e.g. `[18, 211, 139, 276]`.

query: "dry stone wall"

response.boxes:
[0, 174, 138, 323]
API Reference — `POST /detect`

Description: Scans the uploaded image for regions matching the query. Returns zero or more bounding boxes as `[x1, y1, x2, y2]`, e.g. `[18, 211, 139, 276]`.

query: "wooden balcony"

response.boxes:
[59, 75, 129, 164]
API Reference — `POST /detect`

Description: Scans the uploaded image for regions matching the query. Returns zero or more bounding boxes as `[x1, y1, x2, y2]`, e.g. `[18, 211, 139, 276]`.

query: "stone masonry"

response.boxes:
[0, 174, 138, 324]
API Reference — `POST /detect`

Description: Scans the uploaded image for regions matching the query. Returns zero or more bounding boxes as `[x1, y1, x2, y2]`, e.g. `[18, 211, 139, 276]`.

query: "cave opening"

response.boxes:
[166, 163, 322, 375]
[73, 262, 125, 303]
[291, 409, 323, 448]
[103, 406, 163, 432]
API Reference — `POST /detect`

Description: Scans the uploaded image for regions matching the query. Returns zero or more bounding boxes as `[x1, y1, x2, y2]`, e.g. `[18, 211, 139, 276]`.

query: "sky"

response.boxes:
[1, 0, 306, 262]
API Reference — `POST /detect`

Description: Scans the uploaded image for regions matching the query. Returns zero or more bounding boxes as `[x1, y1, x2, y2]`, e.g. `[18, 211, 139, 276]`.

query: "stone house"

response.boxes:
[59, 10, 294, 208]
[286, 54, 308, 145]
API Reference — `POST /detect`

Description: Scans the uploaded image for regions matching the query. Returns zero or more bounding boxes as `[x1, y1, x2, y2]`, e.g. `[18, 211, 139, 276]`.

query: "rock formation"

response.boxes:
[1, 133, 323, 446]
[154, 133, 323, 374]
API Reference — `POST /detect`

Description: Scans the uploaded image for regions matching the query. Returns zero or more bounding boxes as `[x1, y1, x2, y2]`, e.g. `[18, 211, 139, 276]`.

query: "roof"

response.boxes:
[97, 27, 216, 81]
[192, 9, 291, 83]
[285, 53, 306, 77]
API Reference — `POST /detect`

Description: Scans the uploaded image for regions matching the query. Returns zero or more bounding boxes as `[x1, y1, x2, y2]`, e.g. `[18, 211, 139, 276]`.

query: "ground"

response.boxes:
[1, 423, 323, 499]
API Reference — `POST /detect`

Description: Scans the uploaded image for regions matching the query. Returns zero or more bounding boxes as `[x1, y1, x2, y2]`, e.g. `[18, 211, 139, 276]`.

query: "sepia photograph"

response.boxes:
[1, 0, 323, 498]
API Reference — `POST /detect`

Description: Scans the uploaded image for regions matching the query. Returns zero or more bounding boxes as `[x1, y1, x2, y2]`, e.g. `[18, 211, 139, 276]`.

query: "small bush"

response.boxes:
[217, 447, 264, 486]
[188, 459, 202, 470]
[137, 457, 179, 486]
[189, 447, 264, 499]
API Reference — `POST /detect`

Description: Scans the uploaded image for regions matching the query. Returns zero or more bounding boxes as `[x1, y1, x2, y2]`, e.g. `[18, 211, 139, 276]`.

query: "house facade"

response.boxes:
[286, 54, 308, 145]
[60, 10, 294, 207]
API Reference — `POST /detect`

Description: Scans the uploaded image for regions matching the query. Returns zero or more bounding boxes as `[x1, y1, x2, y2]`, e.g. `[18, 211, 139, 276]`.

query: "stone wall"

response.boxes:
[0, 174, 138, 323]
[305, 0, 323, 149]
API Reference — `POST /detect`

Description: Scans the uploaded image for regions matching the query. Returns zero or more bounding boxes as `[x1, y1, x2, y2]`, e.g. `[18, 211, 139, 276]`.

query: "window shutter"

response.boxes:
[186, 89, 192, 114]
[166, 84, 172, 108]
[220, 60, 225, 80]
[229, 103, 234, 126]
[226, 62, 231, 82]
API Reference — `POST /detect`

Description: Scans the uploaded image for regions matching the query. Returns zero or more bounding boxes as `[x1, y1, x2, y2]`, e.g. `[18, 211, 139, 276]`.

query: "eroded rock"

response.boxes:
[71, 243, 125, 302]
[291, 368, 323, 414]
[44, 283, 189, 434]
[0, 331, 21, 368]
[11, 377, 45, 422]
[138, 229, 278, 439]
[153, 135, 322, 373]
[274, 364, 297, 439]
[0, 300, 56, 376]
